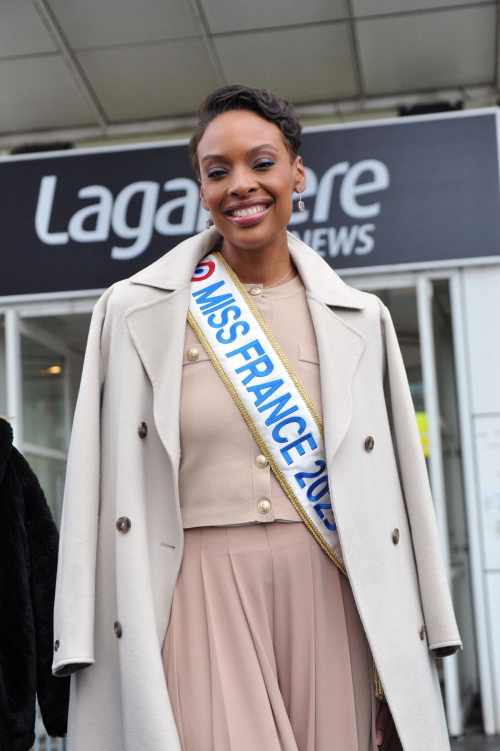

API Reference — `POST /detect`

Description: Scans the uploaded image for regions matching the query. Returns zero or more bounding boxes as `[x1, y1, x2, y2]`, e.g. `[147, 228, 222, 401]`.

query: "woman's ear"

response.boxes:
[294, 155, 307, 190]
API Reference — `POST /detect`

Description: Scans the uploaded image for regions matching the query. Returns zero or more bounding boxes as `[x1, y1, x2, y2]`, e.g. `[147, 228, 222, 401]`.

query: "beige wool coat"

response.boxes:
[52, 225, 462, 751]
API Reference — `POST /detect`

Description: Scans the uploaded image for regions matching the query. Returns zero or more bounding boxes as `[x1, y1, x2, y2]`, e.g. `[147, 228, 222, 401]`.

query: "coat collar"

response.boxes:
[129, 225, 365, 310]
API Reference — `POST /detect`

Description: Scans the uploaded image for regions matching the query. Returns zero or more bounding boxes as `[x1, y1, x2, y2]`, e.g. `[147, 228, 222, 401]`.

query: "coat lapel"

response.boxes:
[306, 296, 365, 469]
[125, 227, 366, 472]
[125, 285, 190, 472]
[285, 233, 366, 469]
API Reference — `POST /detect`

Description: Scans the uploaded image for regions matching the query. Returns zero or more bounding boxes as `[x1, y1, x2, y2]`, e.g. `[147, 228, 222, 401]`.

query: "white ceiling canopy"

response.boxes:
[0, 0, 498, 145]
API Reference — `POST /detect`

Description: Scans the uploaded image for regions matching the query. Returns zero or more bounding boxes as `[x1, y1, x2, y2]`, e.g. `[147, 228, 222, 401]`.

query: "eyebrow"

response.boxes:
[201, 143, 278, 165]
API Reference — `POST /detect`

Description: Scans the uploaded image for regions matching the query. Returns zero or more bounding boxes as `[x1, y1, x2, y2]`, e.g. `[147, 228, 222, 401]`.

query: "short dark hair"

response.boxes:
[189, 85, 302, 179]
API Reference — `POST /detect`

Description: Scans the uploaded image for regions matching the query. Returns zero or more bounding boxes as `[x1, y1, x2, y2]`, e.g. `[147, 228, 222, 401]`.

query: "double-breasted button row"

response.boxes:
[116, 516, 131, 533]
[365, 436, 403, 545]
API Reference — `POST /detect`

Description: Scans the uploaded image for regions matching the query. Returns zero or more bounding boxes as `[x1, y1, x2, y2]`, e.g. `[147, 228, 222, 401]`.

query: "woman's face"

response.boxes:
[197, 109, 306, 250]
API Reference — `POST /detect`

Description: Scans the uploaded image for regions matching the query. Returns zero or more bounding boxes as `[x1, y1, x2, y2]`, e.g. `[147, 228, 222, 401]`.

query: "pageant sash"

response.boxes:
[187, 250, 346, 577]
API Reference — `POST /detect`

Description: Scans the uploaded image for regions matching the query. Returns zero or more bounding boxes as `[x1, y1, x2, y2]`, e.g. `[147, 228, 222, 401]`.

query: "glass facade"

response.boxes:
[372, 286, 428, 452]
[24, 452, 67, 530]
[21, 334, 67, 453]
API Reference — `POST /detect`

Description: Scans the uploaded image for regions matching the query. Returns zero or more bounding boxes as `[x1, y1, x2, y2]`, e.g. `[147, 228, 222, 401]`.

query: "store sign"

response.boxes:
[1, 110, 499, 296]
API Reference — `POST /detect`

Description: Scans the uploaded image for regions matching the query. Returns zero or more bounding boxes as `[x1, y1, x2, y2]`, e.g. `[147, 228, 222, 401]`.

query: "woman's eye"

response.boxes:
[207, 161, 274, 178]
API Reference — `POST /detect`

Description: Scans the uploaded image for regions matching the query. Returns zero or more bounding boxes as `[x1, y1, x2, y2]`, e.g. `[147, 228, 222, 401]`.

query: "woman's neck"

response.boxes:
[218, 229, 296, 287]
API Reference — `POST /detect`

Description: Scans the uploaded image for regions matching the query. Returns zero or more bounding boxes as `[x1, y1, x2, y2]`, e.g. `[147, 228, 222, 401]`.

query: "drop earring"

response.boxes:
[297, 187, 305, 212]
[204, 204, 212, 229]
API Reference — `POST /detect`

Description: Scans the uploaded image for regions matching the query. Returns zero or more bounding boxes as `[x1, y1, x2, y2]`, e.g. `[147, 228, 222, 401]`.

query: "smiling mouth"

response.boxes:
[224, 203, 272, 226]
[226, 204, 270, 217]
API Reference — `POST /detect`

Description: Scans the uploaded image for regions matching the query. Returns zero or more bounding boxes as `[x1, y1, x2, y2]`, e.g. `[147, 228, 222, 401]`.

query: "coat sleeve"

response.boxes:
[379, 300, 463, 655]
[11, 446, 70, 735]
[52, 285, 115, 678]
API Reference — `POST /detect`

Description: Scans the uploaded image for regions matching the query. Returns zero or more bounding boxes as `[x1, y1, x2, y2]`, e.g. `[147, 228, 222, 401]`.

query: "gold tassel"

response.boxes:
[373, 660, 386, 702]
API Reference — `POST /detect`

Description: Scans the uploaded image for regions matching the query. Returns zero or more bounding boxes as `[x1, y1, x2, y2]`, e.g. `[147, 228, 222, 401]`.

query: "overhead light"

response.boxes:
[399, 101, 463, 117]
[10, 141, 73, 155]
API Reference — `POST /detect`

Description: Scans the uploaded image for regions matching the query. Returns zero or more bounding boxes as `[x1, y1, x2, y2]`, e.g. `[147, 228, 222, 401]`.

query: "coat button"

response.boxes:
[364, 436, 374, 451]
[254, 454, 268, 468]
[249, 286, 262, 296]
[258, 499, 271, 514]
[186, 347, 199, 361]
[138, 422, 148, 438]
[116, 516, 131, 533]
[419, 624, 427, 640]
[114, 621, 122, 638]
[392, 528, 400, 544]
[54, 639, 60, 652]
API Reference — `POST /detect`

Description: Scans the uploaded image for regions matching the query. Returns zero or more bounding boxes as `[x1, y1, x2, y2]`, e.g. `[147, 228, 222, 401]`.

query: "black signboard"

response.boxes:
[1, 109, 499, 296]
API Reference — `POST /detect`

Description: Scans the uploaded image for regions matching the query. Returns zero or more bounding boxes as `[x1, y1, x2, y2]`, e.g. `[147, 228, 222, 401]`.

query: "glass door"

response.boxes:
[21, 331, 69, 529]
[3, 309, 90, 527]
[417, 276, 478, 735]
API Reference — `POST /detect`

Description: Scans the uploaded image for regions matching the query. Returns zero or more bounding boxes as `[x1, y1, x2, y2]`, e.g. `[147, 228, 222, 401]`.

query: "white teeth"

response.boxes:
[230, 205, 268, 217]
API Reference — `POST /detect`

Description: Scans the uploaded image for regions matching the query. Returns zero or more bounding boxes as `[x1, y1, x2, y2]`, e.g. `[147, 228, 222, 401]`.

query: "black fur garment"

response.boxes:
[0, 417, 70, 750]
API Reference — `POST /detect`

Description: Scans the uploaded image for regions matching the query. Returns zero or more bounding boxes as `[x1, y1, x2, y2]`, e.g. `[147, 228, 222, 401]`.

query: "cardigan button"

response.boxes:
[392, 528, 400, 544]
[365, 436, 374, 451]
[114, 621, 122, 638]
[186, 347, 199, 361]
[258, 499, 271, 514]
[116, 516, 131, 533]
[54, 639, 60, 652]
[138, 422, 148, 439]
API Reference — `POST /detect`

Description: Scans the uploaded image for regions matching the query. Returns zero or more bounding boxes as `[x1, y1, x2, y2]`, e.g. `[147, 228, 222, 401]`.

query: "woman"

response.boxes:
[52, 86, 462, 751]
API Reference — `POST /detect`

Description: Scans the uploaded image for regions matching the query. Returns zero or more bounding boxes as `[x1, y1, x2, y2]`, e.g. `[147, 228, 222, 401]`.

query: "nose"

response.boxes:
[227, 165, 258, 196]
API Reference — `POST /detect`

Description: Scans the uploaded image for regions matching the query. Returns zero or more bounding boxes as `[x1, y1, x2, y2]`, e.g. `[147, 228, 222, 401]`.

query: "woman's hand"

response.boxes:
[376, 701, 396, 749]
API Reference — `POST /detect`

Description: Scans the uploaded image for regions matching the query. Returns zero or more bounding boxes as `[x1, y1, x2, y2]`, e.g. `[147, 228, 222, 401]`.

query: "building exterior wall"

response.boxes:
[462, 264, 500, 731]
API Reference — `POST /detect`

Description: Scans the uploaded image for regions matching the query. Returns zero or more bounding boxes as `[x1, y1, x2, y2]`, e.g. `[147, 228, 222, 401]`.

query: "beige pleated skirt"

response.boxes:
[162, 521, 380, 751]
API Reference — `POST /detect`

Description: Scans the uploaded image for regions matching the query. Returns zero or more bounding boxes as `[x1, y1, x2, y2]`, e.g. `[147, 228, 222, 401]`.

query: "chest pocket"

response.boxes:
[298, 342, 320, 365]
[185, 343, 319, 367]
[297, 343, 322, 418]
